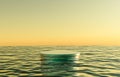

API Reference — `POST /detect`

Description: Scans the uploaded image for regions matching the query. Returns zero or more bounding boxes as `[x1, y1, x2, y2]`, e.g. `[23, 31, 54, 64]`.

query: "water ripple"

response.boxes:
[0, 46, 120, 77]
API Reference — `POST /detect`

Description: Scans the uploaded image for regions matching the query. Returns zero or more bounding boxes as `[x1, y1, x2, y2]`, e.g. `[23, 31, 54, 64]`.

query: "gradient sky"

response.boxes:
[1, 0, 120, 46]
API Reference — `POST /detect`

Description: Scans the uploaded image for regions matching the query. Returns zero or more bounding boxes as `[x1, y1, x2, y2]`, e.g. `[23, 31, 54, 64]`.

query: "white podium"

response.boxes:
[40, 50, 80, 62]
[40, 50, 80, 76]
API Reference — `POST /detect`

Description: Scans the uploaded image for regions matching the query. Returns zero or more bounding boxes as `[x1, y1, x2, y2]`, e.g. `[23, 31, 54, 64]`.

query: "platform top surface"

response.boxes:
[41, 50, 80, 55]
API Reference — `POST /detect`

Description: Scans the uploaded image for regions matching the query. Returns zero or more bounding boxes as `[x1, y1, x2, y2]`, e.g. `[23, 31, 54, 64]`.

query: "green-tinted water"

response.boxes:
[0, 46, 120, 77]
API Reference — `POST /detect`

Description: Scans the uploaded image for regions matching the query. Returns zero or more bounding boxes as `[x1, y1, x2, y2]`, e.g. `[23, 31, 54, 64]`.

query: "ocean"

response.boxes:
[0, 46, 120, 77]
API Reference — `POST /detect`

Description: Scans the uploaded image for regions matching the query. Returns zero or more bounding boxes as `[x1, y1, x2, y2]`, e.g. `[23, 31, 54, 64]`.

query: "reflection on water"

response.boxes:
[0, 46, 120, 77]
[40, 51, 80, 77]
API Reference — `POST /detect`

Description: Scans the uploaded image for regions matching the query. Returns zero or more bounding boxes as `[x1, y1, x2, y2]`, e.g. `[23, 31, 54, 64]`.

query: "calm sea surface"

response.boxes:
[0, 46, 120, 77]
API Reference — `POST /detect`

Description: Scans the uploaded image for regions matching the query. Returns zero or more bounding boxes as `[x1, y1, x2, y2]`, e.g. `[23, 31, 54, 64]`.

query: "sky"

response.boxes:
[0, 0, 120, 46]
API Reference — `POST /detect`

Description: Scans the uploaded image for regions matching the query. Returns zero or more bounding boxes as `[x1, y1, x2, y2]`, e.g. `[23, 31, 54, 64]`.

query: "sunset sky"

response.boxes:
[1, 0, 120, 46]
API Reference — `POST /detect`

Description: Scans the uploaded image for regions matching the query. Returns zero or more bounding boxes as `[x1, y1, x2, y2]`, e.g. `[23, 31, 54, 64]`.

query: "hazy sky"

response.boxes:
[1, 0, 120, 46]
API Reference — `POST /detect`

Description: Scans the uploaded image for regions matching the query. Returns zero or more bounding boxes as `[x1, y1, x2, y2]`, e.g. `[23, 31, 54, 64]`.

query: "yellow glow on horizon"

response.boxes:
[1, 0, 120, 46]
